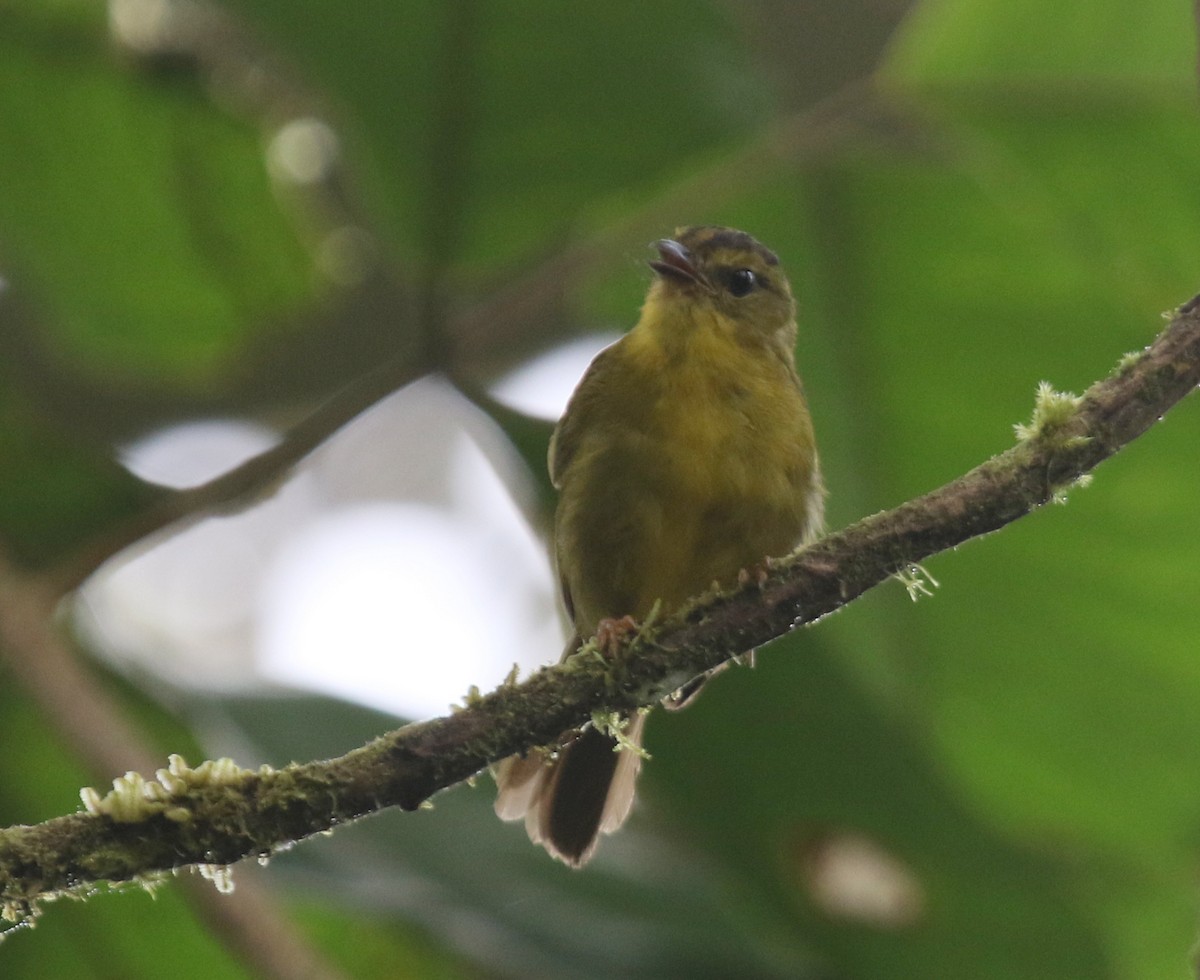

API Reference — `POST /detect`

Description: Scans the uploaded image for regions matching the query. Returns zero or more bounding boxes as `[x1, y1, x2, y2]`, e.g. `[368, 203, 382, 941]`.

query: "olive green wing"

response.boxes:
[547, 340, 625, 490]
[547, 339, 630, 633]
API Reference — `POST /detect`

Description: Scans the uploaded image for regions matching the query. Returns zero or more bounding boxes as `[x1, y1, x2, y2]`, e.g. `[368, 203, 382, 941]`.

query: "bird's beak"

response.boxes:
[649, 239, 703, 286]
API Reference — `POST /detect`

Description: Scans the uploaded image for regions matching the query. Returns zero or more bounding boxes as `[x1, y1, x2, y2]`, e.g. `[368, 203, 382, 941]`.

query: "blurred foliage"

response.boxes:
[1, 0, 1199, 978]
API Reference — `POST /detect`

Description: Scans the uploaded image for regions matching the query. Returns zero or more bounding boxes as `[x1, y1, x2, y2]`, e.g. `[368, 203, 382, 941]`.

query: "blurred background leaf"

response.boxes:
[1, 0, 1199, 977]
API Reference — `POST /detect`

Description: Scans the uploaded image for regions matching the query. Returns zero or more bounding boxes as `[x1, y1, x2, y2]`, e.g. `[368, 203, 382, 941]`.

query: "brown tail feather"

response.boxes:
[494, 714, 645, 867]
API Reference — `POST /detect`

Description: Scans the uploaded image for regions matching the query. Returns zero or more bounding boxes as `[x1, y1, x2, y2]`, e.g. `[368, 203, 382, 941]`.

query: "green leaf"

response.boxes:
[886, 0, 1197, 84]
[3, 0, 1200, 976]
[0, 6, 314, 386]
[221, 0, 776, 270]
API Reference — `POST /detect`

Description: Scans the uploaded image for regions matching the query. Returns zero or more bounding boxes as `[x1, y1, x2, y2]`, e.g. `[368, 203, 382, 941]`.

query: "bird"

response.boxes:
[493, 226, 824, 867]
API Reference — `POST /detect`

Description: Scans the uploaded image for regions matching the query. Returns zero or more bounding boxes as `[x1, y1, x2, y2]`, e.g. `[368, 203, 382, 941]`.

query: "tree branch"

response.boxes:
[0, 559, 348, 976]
[4, 296, 1199, 923]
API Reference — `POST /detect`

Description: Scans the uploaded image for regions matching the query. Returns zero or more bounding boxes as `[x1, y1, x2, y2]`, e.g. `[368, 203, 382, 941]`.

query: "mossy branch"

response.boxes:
[3, 296, 1200, 925]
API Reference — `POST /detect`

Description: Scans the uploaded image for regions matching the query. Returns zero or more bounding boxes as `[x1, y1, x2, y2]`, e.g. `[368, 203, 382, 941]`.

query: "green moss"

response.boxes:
[893, 562, 941, 601]
[1013, 381, 1084, 444]
[79, 755, 272, 825]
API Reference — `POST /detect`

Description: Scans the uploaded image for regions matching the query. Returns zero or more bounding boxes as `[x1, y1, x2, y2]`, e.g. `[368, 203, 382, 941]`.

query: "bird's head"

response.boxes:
[643, 226, 797, 353]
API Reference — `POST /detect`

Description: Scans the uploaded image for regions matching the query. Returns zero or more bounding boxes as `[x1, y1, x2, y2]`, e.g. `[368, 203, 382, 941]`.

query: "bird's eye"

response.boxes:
[727, 268, 757, 297]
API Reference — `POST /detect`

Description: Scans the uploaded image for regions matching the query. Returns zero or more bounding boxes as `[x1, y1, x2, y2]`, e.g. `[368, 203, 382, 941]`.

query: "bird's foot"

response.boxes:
[737, 559, 771, 588]
[595, 615, 638, 658]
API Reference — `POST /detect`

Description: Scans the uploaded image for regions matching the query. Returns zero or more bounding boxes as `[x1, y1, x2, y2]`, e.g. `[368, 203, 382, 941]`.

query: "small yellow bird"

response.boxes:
[494, 226, 824, 866]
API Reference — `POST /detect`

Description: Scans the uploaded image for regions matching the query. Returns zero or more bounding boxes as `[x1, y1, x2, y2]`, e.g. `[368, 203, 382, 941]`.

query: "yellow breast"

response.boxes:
[555, 304, 821, 631]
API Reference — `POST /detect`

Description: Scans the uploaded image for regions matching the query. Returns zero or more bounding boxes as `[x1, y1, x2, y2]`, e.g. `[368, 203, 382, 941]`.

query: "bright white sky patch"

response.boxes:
[490, 333, 618, 420]
[82, 378, 562, 720]
[118, 418, 280, 489]
[256, 501, 556, 719]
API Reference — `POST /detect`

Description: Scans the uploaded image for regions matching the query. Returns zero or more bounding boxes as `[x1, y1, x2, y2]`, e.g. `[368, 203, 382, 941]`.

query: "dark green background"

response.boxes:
[2, 0, 1199, 976]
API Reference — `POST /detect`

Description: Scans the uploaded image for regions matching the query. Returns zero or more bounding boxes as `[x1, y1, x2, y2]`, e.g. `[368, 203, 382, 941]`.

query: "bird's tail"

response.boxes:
[493, 713, 645, 867]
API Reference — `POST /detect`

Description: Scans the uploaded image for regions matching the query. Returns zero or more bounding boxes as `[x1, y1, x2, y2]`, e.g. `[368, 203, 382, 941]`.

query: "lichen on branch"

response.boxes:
[2, 295, 1199, 932]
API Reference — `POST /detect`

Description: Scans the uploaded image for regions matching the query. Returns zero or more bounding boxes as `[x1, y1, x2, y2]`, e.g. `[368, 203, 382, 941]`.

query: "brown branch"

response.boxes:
[0, 557, 347, 977]
[4, 295, 1199, 920]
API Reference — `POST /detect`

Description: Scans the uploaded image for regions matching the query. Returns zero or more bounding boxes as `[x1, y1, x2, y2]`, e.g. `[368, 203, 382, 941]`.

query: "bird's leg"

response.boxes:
[594, 615, 638, 658]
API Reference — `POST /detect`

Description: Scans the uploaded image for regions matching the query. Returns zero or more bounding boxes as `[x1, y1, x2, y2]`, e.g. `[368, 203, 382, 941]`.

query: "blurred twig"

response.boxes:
[4, 295, 1199, 913]
[46, 78, 891, 597]
[47, 355, 430, 595]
